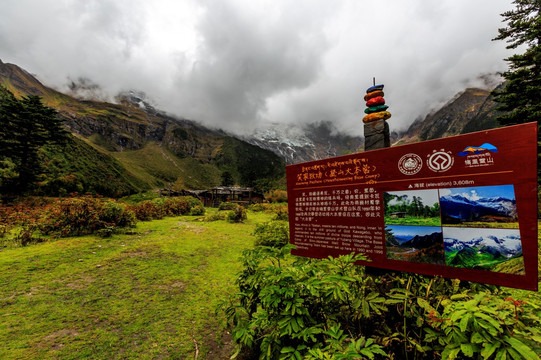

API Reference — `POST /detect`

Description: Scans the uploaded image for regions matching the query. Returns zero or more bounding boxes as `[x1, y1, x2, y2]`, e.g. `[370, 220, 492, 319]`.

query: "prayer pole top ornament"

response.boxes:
[363, 79, 391, 124]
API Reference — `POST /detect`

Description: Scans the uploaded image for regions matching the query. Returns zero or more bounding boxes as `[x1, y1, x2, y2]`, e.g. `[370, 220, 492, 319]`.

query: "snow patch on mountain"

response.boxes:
[440, 193, 516, 217]
[444, 232, 522, 257]
[243, 121, 363, 164]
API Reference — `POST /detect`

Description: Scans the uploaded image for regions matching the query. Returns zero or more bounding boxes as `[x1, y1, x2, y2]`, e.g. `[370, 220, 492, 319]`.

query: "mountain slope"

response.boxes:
[440, 194, 517, 224]
[0, 59, 285, 196]
[38, 136, 150, 197]
[444, 233, 523, 273]
[396, 87, 503, 145]
[245, 121, 364, 164]
[245, 84, 503, 164]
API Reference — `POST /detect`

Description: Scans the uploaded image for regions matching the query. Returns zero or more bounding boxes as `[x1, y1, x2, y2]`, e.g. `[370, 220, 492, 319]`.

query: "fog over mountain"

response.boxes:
[0, 0, 513, 135]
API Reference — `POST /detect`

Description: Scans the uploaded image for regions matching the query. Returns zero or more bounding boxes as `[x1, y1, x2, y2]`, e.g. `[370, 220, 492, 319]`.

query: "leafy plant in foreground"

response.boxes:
[224, 246, 541, 359]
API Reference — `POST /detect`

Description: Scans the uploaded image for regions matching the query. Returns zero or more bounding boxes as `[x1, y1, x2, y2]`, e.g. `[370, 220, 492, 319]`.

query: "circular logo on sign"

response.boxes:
[427, 150, 454, 172]
[398, 153, 422, 175]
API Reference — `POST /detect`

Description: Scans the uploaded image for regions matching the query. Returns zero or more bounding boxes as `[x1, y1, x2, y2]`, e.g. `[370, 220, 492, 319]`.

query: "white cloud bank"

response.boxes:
[0, 0, 513, 135]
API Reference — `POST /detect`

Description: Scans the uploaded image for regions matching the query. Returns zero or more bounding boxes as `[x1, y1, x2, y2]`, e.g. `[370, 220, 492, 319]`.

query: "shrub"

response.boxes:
[248, 203, 267, 212]
[39, 196, 136, 237]
[226, 205, 247, 223]
[224, 247, 541, 360]
[253, 220, 289, 248]
[271, 204, 288, 221]
[96, 225, 116, 238]
[100, 200, 135, 228]
[247, 203, 288, 219]
[265, 189, 287, 203]
[219, 202, 238, 211]
[0, 223, 10, 238]
[130, 200, 161, 221]
[162, 197, 192, 216]
[130, 196, 202, 221]
[185, 196, 203, 209]
[119, 192, 160, 204]
[14, 223, 44, 246]
[189, 204, 206, 216]
[200, 211, 228, 222]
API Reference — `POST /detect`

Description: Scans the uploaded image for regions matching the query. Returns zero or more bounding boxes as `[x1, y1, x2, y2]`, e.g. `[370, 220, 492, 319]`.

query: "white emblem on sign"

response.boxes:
[427, 149, 454, 172]
[398, 153, 422, 175]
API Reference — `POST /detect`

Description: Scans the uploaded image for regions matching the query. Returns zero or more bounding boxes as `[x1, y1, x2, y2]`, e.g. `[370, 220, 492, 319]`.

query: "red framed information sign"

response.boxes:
[286, 123, 538, 290]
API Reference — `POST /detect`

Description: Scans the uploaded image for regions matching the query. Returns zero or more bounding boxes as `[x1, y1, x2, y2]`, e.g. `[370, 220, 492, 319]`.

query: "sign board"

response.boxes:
[286, 123, 538, 290]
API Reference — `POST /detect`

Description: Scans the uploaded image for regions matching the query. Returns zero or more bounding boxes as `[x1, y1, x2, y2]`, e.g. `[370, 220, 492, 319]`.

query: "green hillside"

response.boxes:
[37, 137, 149, 197]
[112, 142, 222, 190]
[0, 60, 286, 197]
[216, 137, 286, 188]
[445, 247, 525, 274]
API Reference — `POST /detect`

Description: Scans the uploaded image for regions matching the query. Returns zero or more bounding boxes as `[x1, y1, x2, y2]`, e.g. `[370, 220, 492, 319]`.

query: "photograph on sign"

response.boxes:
[442, 227, 524, 274]
[286, 122, 538, 290]
[384, 190, 441, 226]
[439, 185, 518, 228]
[385, 225, 444, 265]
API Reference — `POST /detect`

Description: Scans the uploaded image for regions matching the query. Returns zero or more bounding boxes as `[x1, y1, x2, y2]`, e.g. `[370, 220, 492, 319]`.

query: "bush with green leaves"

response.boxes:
[223, 246, 541, 359]
[226, 204, 247, 223]
[219, 202, 240, 211]
[198, 210, 228, 222]
[248, 203, 267, 212]
[130, 199, 163, 221]
[271, 205, 288, 221]
[247, 202, 288, 220]
[253, 220, 289, 248]
[189, 204, 206, 216]
[130, 196, 202, 221]
[39, 196, 136, 237]
[265, 189, 288, 203]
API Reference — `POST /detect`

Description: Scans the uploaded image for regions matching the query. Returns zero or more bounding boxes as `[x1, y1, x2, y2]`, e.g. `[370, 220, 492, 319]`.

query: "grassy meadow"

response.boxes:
[0, 208, 275, 359]
[1, 199, 540, 359]
[441, 221, 520, 229]
[384, 215, 441, 227]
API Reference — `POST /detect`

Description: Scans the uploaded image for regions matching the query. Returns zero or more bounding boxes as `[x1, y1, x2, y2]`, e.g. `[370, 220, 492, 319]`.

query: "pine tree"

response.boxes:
[0, 86, 68, 194]
[492, 0, 541, 126]
[220, 170, 235, 186]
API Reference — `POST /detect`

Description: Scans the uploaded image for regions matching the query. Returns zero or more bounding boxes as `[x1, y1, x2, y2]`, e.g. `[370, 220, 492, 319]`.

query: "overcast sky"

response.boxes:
[0, 0, 514, 135]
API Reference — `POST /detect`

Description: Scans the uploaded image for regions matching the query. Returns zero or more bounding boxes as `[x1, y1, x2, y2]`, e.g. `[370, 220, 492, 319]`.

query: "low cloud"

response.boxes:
[0, 0, 513, 135]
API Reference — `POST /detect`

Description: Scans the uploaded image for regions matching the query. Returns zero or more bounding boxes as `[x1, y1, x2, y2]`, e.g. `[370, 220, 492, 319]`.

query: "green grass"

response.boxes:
[384, 216, 441, 226]
[0, 209, 273, 359]
[445, 248, 525, 274]
[112, 142, 221, 190]
[442, 221, 520, 229]
[113, 142, 187, 187]
[1, 213, 539, 359]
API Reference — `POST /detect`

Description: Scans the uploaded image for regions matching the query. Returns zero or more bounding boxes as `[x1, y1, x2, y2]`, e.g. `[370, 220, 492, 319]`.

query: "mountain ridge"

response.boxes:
[444, 232, 523, 272]
[440, 193, 517, 224]
[1, 58, 508, 197]
[395, 86, 503, 146]
[0, 59, 285, 196]
[244, 121, 364, 164]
